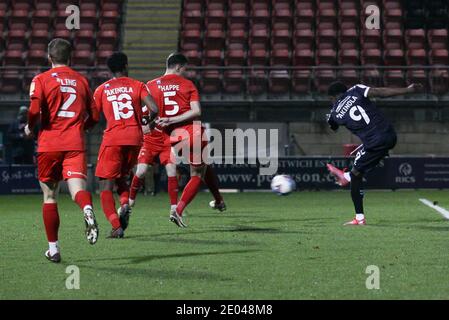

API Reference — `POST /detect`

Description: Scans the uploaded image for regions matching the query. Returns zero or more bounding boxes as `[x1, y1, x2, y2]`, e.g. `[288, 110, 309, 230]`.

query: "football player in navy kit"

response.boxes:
[326, 81, 423, 226]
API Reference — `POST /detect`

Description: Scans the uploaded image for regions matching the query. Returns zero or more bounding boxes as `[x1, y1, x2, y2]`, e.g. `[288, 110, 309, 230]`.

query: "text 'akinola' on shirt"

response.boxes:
[104, 87, 134, 96]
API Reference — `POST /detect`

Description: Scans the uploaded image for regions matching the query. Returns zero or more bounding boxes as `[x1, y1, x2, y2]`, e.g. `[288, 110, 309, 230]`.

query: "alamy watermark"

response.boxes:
[365, 265, 380, 290]
[65, 265, 80, 290]
[65, 5, 80, 30]
[168, 121, 279, 175]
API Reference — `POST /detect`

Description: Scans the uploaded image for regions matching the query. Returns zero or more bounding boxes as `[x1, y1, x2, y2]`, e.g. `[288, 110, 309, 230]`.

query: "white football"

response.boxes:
[271, 175, 296, 195]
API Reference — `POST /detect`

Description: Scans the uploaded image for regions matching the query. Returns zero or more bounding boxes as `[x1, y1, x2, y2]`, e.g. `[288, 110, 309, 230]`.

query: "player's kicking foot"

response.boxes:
[118, 204, 131, 230]
[209, 200, 227, 212]
[344, 217, 366, 226]
[128, 198, 135, 208]
[83, 208, 98, 245]
[326, 164, 350, 187]
[45, 250, 61, 263]
[169, 207, 187, 228]
[108, 227, 124, 238]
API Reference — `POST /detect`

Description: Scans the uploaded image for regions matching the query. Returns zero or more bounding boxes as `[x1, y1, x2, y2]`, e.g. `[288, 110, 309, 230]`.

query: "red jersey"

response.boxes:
[94, 77, 150, 146]
[28, 66, 98, 152]
[147, 74, 200, 131]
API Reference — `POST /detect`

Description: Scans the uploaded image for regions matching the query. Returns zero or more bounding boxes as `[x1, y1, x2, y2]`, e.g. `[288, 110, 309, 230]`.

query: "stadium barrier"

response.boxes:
[2, 157, 449, 195]
[186, 65, 449, 100]
[1, 66, 449, 101]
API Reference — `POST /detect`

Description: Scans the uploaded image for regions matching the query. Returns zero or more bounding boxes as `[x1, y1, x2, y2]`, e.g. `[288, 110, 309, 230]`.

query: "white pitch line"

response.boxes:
[419, 198, 449, 220]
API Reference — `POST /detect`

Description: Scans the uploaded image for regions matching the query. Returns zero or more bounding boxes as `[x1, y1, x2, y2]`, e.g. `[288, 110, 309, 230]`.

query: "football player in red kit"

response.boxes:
[94, 52, 158, 238]
[128, 124, 179, 212]
[24, 39, 100, 263]
[153, 53, 225, 227]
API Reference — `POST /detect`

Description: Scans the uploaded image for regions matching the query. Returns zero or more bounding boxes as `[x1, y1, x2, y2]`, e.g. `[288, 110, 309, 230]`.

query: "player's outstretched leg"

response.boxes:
[203, 165, 226, 212]
[68, 178, 99, 245]
[326, 164, 365, 225]
[40, 181, 61, 263]
[99, 179, 124, 238]
[170, 165, 205, 228]
[345, 172, 366, 226]
[116, 177, 132, 230]
[326, 163, 350, 187]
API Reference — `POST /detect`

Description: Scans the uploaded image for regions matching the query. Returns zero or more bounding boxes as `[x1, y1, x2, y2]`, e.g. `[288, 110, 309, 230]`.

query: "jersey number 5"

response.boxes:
[163, 91, 179, 116]
[350, 105, 371, 125]
[57, 86, 76, 118]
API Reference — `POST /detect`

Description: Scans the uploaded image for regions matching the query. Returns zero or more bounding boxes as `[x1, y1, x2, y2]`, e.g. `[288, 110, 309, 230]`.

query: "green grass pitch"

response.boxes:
[1, 190, 449, 299]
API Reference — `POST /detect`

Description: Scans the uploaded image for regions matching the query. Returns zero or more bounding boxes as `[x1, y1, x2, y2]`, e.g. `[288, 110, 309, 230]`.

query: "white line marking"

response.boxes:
[419, 198, 449, 220]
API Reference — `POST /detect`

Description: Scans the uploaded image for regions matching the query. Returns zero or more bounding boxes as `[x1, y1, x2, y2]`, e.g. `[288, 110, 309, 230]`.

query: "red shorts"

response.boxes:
[95, 145, 140, 179]
[167, 123, 208, 166]
[37, 151, 87, 183]
[138, 129, 173, 166]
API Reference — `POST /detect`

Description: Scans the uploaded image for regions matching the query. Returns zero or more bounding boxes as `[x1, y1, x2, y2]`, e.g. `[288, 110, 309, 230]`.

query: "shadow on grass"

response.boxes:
[129, 236, 261, 246]
[126, 224, 305, 239]
[73, 249, 261, 265]
[74, 264, 233, 281]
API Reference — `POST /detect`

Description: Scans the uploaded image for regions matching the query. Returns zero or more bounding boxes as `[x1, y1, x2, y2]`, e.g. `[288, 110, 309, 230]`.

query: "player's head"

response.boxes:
[48, 38, 72, 66]
[107, 52, 129, 76]
[166, 52, 188, 76]
[328, 81, 348, 103]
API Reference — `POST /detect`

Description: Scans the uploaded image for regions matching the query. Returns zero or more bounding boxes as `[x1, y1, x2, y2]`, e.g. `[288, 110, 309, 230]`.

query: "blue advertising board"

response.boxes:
[0, 165, 40, 194]
[1, 157, 449, 195]
[160, 157, 449, 191]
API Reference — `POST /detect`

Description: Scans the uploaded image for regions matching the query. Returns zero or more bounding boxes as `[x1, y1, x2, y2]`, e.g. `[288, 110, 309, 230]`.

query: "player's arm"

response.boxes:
[84, 86, 100, 131]
[367, 83, 423, 98]
[25, 77, 43, 137]
[141, 94, 159, 125]
[158, 101, 201, 127]
[327, 113, 339, 132]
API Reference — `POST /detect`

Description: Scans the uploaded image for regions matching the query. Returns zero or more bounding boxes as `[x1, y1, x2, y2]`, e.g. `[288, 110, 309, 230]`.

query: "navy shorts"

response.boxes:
[353, 134, 397, 174]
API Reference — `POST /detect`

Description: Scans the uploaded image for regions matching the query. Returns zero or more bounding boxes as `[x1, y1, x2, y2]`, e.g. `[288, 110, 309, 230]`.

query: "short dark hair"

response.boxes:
[327, 81, 348, 97]
[107, 52, 128, 73]
[48, 38, 72, 65]
[166, 52, 188, 69]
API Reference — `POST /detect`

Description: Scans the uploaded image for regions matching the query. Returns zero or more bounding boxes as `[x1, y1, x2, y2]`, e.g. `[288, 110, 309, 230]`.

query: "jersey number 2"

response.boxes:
[163, 91, 179, 116]
[57, 86, 76, 118]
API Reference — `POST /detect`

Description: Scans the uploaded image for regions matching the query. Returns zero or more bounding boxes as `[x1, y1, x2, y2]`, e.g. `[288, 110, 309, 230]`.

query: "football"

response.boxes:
[271, 175, 296, 195]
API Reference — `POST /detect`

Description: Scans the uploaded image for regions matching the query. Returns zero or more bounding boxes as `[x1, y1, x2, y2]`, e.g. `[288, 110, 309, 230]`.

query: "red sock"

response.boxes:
[176, 176, 202, 216]
[116, 178, 129, 206]
[100, 190, 121, 229]
[42, 203, 60, 242]
[203, 165, 223, 203]
[129, 175, 144, 201]
[167, 176, 179, 206]
[74, 190, 93, 211]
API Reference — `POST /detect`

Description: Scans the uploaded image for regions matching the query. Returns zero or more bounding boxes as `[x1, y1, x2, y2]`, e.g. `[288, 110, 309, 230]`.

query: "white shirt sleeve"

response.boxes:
[356, 84, 370, 98]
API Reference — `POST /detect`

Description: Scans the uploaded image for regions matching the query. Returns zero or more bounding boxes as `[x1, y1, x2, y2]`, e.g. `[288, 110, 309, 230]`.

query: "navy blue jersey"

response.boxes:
[328, 84, 396, 149]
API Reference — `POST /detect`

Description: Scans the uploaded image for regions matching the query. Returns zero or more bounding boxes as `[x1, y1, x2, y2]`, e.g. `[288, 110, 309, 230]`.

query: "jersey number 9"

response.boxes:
[350, 105, 371, 125]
